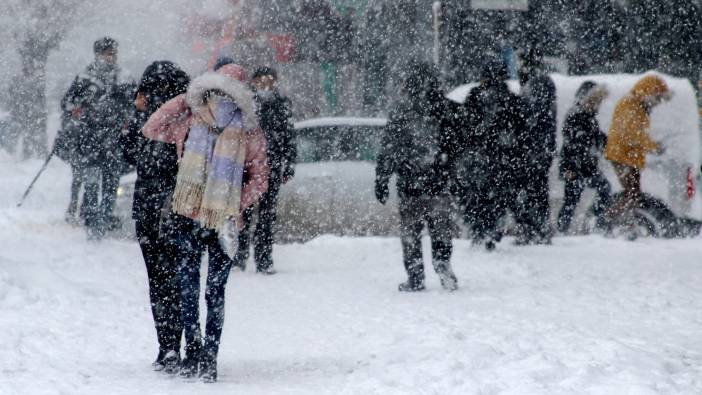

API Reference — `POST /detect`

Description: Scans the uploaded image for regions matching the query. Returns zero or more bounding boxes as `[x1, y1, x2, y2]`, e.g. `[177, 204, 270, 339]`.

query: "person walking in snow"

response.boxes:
[375, 61, 459, 292]
[61, 37, 130, 238]
[556, 81, 612, 234]
[121, 61, 190, 373]
[517, 49, 557, 244]
[233, 67, 296, 275]
[460, 59, 528, 251]
[603, 74, 670, 236]
[142, 63, 269, 382]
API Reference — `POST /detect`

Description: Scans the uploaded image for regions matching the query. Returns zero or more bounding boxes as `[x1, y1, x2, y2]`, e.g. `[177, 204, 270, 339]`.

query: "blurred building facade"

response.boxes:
[187, 0, 702, 118]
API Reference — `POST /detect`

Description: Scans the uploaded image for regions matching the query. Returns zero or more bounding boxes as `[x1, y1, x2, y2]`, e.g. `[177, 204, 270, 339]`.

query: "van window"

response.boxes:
[296, 126, 382, 163]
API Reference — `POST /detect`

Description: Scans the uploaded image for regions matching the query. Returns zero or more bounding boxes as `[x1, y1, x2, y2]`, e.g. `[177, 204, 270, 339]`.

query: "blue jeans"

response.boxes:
[174, 215, 234, 361]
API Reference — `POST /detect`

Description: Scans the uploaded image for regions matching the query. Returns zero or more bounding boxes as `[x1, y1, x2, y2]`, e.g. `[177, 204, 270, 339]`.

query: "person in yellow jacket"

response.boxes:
[604, 74, 672, 229]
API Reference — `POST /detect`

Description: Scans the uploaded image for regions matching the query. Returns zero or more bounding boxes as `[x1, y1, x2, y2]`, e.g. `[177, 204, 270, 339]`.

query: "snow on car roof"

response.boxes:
[294, 117, 387, 130]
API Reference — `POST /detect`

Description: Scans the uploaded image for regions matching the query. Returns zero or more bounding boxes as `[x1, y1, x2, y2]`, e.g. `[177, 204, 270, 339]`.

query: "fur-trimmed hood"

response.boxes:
[185, 71, 257, 130]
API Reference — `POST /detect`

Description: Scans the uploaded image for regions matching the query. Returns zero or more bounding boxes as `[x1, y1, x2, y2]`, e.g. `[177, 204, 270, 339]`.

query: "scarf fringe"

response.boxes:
[171, 181, 204, 218]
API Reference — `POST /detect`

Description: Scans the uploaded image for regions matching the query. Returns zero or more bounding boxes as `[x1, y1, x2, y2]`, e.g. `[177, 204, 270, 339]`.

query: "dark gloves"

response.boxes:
[282, 166, 295, 184]
[375, 178, 389, 204]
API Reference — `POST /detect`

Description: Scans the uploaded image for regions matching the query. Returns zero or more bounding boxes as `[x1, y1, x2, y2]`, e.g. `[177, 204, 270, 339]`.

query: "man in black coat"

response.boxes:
[518, 50, 557, 244]
[233, 67, 296, 275]
[375, 61, 459, 292]
[61, 37, 130, 238]
[460, 59, 529, 251]
[557, 81, 611, 233]
[121, 60, 190, 372]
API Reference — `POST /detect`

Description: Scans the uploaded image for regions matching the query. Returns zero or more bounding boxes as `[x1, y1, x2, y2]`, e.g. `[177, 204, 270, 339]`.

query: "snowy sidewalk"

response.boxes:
[2, 155, 702, 394]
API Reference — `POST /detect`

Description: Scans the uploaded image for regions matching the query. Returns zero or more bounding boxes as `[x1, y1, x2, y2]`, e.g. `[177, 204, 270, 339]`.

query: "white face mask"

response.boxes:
[256, 89, 274, 101]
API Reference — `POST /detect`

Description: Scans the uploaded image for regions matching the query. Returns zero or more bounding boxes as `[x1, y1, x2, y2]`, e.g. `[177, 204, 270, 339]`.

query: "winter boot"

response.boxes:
[438, 269, 458, 292]
[199, 355, 218, 383]
[162, 350, 180, 374]
[256, 266, 277, 276]
[152, 349, 167, 371]
[398, 277, 425, 292]
[179, 341, 202, 379]
[485, 240, 496, 252]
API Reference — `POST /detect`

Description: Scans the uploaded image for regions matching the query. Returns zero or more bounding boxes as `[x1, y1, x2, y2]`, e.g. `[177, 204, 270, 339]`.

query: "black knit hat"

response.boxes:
[251, 66, 278, 81]
[138, 61, 190, 112]
[93, 37, 118, 54]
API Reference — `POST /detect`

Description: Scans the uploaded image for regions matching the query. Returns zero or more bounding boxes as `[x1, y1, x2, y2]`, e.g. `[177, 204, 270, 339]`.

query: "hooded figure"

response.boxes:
[375, 61, 459, 292]
[122, 60, 190, 373]
[556, 81, 611, 233]
[604, 75, 669, 169]
[518, 49, 558, 244]
[142, 64, 269, 382]
[604, 75, 669, 235]
[460, 58, 528, 251]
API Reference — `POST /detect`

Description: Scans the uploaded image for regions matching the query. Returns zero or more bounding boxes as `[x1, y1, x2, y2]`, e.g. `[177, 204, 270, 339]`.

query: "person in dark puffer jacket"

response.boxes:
[460, 59, 529, 251]
[233, 66, 296, 275]
[122, 60, 190, 373]
[518, 49, 558, 244]
[375, 61, 459, 292]
[61, 37, 132, 238]
[556, 81, 612, 234]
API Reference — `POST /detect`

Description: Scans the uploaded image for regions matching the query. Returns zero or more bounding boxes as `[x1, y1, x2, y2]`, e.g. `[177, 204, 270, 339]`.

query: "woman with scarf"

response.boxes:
[142, 64, 269, 382]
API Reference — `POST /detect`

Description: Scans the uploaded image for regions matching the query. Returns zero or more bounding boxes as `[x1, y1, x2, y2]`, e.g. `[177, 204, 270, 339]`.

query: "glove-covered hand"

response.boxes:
[282, 166, 295, 184]
[375, 178, 389, 205]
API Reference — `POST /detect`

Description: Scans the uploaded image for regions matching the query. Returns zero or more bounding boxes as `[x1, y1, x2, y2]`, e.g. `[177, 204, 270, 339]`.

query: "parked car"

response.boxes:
[275, 117, 397, 241]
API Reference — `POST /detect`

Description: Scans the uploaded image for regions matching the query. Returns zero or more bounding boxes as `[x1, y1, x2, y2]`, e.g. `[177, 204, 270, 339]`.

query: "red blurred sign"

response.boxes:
[687, 167, 695, 199]
[268, 34, 295, 63]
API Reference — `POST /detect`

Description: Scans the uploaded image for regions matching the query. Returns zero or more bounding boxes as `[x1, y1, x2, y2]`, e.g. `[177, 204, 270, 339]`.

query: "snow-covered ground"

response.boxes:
[2, 153, 702, 394]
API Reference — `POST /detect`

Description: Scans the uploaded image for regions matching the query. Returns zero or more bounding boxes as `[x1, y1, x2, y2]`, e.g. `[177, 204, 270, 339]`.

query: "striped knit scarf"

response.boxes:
[171, 96, 247, 232]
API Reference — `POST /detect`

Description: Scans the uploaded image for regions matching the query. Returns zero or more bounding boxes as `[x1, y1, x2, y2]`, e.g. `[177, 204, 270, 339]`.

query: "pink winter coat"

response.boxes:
[142, 65, 269, 211]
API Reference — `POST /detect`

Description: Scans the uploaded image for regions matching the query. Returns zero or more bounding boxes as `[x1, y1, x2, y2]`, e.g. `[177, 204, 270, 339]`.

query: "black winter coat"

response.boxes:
[123, 111, 179, 221]
[559, 107, 607, 179]
[376, 93, 459, 198]
[521, 74, 557, 171]
[462, 82, 529, 179]
[254, 92, 296, 179]
[60, 61, 132, 169]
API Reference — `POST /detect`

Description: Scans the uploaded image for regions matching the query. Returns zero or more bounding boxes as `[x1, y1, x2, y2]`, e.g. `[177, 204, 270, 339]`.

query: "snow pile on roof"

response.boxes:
[294, 117, 387, 130]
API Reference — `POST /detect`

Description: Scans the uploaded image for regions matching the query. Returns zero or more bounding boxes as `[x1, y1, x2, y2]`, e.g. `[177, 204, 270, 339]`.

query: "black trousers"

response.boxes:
[520, 166, 552, 241]
[398, 194, 453, 282]
[174, 216, 233, 361]
[471, 172, 521, 243]
[235, 174, 282, 271]
[135, 214, 182, 353]
[82, 167, 102, 229]
[557, 172, 612, 233]
[100, 165, 121, 221]
[68, 165, 87, 217]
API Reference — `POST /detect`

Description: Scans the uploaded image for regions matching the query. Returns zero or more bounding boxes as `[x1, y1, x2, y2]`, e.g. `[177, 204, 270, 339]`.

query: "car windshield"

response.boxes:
[296, 125, 382, 163]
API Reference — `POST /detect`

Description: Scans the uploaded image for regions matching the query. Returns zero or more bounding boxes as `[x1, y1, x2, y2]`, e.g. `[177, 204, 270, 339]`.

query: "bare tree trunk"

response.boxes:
[13, 35, 51, 159]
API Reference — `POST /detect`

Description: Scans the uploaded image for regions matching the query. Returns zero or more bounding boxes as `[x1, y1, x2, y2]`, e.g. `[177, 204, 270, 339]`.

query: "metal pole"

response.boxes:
[17, 149, 55, 207]
[432, 1, 442, 67]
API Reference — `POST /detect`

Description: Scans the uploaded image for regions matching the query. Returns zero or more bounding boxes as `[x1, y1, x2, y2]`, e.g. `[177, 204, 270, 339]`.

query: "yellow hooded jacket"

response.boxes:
[604, 75, 668, 169]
